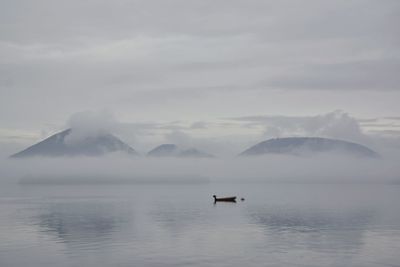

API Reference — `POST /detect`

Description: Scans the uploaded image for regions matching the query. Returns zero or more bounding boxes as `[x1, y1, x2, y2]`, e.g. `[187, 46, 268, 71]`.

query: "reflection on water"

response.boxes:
[0, 183, 400, 267]
[151, 201, 209, 236]
[249, 206, 374, 231]
[36, 201, 130, 246]
[248, 205, 373, 259]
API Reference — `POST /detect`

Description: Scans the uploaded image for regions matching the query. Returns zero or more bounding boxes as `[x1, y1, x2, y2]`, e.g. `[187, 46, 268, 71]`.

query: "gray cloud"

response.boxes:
[2, 153, 400, 185]
[2, 0, 399, 43]
[3, 109, 400, 159]
[190, 121, 208, 129]
[229, 110, 368, 144]
[1, 0, 400, 154]
[265, 58, 400, 91]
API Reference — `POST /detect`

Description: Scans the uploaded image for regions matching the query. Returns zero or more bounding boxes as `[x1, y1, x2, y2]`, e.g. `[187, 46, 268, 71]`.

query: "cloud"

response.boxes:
[190, 121, 208, 129]
[164, 130, 194, 148]
[230, 110, 367, 144]
[1, 0, 400, 133]
[2, 153, 400, 185]
[1, 110, 400, 184]
[162, 130, 248, 157]
[64, 110, 119, 145]
[6, 109, 400, 159]
[264, 58, 400, 91]
[2, 0, 399, 43]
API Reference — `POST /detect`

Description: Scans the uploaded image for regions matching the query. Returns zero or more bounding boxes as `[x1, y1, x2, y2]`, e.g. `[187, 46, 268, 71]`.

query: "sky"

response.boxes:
[1, 0, 400, 156]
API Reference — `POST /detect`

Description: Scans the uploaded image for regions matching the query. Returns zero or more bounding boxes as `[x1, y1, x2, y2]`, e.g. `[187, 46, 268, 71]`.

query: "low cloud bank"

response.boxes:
[1, 110, 399, 185]
[1, 153, 399, 185]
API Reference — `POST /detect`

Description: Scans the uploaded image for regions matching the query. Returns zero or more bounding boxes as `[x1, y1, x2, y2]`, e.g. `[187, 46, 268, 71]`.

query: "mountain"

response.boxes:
[147, 144, 214, 158]
[239, 137, 379, 158]
[177, 148, 214, 158]
[147, 144, 180, 157]
[10, 129, 138, 158]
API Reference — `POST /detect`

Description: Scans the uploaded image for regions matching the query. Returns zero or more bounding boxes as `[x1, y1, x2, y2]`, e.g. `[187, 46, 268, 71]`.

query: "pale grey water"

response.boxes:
[1, 182, 400, 267]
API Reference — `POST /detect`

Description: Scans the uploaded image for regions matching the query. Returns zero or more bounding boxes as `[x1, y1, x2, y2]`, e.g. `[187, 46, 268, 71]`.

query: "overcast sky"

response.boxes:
[1, 0, 400, 154]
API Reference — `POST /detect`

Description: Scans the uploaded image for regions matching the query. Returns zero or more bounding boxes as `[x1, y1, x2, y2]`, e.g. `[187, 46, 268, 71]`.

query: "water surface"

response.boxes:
[0, 182, 399, 266]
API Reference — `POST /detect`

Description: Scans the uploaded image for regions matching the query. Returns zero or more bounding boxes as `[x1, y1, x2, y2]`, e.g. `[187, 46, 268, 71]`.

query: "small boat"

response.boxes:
[213, 195, 236, 202]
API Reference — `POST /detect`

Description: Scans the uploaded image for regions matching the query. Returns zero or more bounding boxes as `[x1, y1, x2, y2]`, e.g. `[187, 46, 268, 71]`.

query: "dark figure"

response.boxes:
[213, 195, 236, 203]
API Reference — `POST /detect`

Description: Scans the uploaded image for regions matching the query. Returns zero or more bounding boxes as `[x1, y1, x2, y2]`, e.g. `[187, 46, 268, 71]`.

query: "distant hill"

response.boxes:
[10, 129, 138, 158]
[147, 144, 180, 157]
[178, 148, 214, 158]
[147, 144, 214, 158]
[239, 137, 379, 158]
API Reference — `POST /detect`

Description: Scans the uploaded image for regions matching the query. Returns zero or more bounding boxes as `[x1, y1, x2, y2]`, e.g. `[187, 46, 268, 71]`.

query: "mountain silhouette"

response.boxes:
[10, 129, 137, 158]
[240, 137, 379, 158]
[147, 144, 213, 158]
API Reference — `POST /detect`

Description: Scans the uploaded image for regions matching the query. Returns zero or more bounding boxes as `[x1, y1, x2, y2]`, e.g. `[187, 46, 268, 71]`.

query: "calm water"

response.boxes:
[1, 182, 400, 267]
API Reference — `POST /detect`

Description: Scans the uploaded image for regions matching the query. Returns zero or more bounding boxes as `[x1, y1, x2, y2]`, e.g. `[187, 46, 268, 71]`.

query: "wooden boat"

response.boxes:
[213, 195, 236, 202]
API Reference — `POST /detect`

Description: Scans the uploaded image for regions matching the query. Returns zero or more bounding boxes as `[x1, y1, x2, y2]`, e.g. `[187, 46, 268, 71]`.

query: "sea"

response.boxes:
[1, 182, 399, 267]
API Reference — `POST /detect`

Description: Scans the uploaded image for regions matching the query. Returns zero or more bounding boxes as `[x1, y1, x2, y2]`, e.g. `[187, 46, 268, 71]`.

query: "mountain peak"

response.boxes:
[10, 129, 138, 158]
[147, 144, 179, 157]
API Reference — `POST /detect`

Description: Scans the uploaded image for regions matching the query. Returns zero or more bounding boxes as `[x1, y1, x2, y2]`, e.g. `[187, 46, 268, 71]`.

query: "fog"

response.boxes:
[0, 109, 399, 185]
[1, 1, 400, 266]
[1, 152, 399, 185]
[1, 121, 400, 267]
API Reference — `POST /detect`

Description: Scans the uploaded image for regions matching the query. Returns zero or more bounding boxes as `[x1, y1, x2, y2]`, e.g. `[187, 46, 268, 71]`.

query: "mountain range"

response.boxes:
[10, 129, 379, 159]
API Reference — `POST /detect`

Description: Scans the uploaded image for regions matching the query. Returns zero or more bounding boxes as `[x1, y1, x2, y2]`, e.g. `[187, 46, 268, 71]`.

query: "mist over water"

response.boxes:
[0, 132, 400, 267]
[0, 183, 400, 267]
[1, 152, 399, 185]
[1, 147, 400, 266]
[1, 125, 399, 266]
[0, 71, 399, 265]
